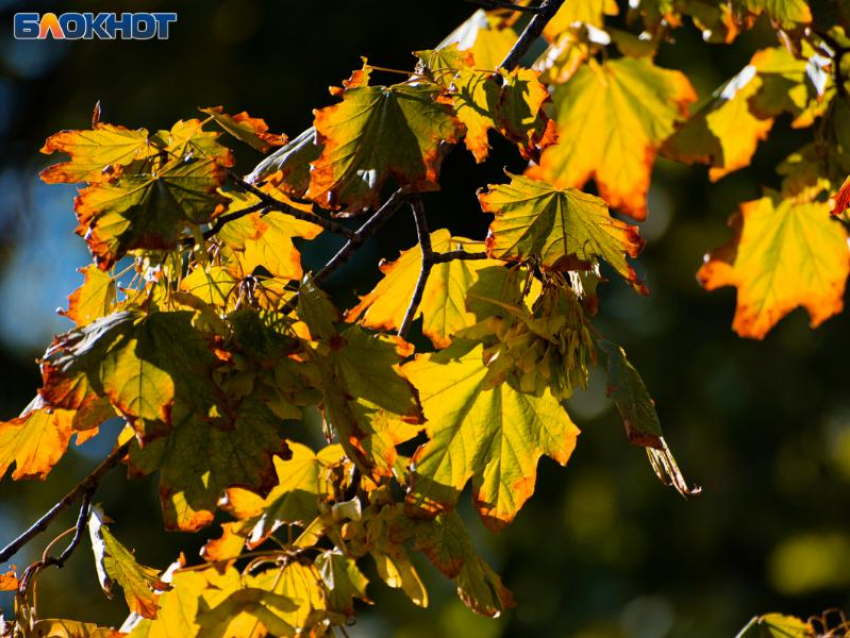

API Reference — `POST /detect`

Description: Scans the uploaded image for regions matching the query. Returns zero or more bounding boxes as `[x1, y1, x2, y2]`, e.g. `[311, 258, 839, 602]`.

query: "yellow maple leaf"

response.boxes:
[698, 192, 850, 339]
[529, 57, 696, 220]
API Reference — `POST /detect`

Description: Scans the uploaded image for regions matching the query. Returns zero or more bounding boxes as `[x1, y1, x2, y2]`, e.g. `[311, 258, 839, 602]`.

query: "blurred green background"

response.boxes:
[1, 1, 849, 636]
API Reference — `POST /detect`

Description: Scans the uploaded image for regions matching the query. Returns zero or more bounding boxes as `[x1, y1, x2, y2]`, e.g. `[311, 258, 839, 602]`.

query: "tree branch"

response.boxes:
[280, 188, 410, 314]
[431, 249, 489, 263]
[498, 0, 568, 72]
[313, 188, 410, 286]
[399, 198, 435, 338]
[465, 0, 545, 14]
[0, 440, 131, 565]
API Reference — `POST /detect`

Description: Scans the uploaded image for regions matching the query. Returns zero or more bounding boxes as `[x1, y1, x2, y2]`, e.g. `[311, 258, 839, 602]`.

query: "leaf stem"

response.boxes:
[399, 197, 435, 338]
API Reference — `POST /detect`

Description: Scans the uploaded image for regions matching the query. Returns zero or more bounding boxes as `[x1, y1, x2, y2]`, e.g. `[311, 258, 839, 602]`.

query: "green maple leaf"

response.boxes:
[480, 173, 647, 293]
[75, 155, 225, 269]
[404, 341, 579, 530]
[129, 400, 289, 531]
[307, 80, 463, 212]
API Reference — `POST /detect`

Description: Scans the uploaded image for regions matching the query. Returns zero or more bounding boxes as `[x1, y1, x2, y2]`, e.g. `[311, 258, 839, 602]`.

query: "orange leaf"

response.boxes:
[698, 192, 850, 339]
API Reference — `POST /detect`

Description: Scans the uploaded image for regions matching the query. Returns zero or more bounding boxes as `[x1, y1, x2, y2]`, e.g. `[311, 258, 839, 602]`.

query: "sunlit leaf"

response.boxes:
[61, 265, 117, 327]
[40, 123, 155, 185]
[438, 9, 518, 71]
[246, 127, 322, 198]
[315, 551, 371, 617]
[481, 173, 647, 292]
[698, 192, 849, 339]
[404, 341, 579, 530]
[75, 155, 225, 269]
[129, 401, 290, 531]
[347, 229, 496, 348]
[200, 106, 287, 152]
[307, 80, 463, 212]
[530, 57, 696, 220]
[88, 505, 168, 619]
[736, 613, 815, 638]
[0, 397, 75, 481]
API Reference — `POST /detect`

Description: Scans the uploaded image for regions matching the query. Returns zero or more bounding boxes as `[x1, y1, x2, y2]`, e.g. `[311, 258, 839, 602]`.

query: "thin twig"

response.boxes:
[431, 250, 489, 263]
[16, 489, 96, 610]
[0, 440, 131, 565]
[465, 0, 545, 13]
[498, 0, 568, 72]
[398, 198, 434, 338]
[313, 188, 410, 286]
[230, 178, 358, 240]
[202, 202, 269, 240]
[280, 188, 410, 315]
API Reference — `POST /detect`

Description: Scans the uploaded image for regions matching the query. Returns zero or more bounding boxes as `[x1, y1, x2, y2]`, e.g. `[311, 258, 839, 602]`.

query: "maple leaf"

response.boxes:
[544, 0, 619, 34]
[737, 613, 816, 638]
[200, 106, 287, 152]
[664, 47, 827, 181]
[410, 510, 514, 617]
[29, 619, 120, 637]
[415, 45, 476, 87]
[246, 127, 323, 198]
[480, 173, 647, 292]
[60, 265, 117, 327]
[0, 397, 75, 481]
[740, 0, 812, 28]
[216, 189, 323, 280]
[451, 67, 557, 163]
[129, 401, 290, 531]
[40, 123, 155, 185]
[299, 279, 423, 477]
[249, 561, 328, 631]
[221, 442, 343, 548]
[698, 192, 850, 339]
[404, 341, 579, 530]
[347, 228, 496, 348]
[42, 311, 219, 442]
[438, 10, 518, 71]
[88, 506, 168, 619]
[75, 154, 225, 269]
[529, 57, 696, 220]
[307, 80, 463, 213]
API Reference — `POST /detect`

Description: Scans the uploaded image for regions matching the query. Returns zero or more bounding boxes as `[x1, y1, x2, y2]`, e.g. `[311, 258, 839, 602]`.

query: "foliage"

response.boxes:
[2, 0, 850, 635]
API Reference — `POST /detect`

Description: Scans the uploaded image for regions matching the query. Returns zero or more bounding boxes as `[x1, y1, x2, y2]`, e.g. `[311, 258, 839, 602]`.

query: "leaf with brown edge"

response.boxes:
[200, 106, 287, 152]
[74, 154, 225, 269]
[42, 311, 220, 443]
[316, 326, 424, 478]
[0, 396, 75, 481]
[529, 57, 696, 220]
[404, 341, 579, 531]
[410, 510, 514, 617]
[698, 192, 850, 339]
[39, 123, 155, 185]
[31, 619, 121, 638]
[346, 228, 497, 348]
[307, 80, 463, 213]
[480, 173, 647, 293]
[128, 401, 290, 532]
[832, 174, 850, 216]
[88, 505, 168, 619]
[451, 67, 557, 163]
[61, 265, 117, 327]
